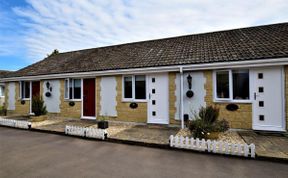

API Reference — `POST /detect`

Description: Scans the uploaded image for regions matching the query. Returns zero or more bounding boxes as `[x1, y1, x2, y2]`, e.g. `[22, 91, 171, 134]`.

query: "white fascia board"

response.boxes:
[1, 57, 288, 82]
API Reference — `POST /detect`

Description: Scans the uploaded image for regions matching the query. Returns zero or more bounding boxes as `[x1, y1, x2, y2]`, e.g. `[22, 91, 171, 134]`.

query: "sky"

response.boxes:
[0, 0, 288, 71]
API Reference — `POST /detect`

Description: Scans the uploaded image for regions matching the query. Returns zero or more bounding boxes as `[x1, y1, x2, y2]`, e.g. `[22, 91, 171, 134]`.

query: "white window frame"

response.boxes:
[64, 78, 82, 101]
[0, 85, 4, 97]
[19, 81, 31, 100]
[213, 69, 252, 103]
[122, 75, 147, 102]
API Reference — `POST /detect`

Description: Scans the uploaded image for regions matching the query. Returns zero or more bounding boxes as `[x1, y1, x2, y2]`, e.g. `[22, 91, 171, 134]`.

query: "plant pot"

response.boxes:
[98, 121, 109, 129]
[207, 132, 220, 140]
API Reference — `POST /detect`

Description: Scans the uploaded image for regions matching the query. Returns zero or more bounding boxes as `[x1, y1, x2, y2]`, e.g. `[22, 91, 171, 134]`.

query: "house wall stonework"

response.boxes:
[6, 82, 30, 115]
[204, 71, 252, 129]
[59, 79, 81, 118]
[114, 75, 147, 123]
[169, 72, 180, 125]
[96, 77, 101, 118]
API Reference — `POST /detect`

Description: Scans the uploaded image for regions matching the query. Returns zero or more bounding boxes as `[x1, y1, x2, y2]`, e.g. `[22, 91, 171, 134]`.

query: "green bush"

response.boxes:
[32, 95, 47, 116]
[188, 106, 229, 139]
[0, 106, 7, 116]
[213, 119, 229, 132]
[198, 106, 219, 124]
[189, 119, 212, 139]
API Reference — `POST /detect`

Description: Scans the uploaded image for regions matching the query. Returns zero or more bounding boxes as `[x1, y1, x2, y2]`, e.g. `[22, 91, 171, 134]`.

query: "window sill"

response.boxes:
[20, 98, 30, 101]
[213, 99, 252, 104]
[0, 96, 4, 98]
[122, 99, 147, 103]
[64, 99, 82, 102]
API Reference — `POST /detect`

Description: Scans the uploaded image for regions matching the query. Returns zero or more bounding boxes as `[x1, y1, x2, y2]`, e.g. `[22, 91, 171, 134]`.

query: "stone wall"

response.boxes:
[114, 75, 147, 123]
[204, 71, 252, 129]
[169, 72, 180, 125]
[96, 77, 101, 118]
[59, 79, 81, 118]
[6, 82, 30, 115]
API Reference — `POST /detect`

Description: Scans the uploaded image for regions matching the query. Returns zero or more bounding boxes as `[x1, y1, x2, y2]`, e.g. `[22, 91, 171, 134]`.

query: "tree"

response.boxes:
[47, 49, 59, 57]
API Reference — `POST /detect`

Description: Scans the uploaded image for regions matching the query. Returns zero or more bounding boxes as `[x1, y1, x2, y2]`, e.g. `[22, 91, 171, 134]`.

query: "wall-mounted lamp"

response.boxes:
[46, 81, 52, 92]
[186, 74, 194, 98]
[187, 74, 192, 90]
[45, 81, 52, 97]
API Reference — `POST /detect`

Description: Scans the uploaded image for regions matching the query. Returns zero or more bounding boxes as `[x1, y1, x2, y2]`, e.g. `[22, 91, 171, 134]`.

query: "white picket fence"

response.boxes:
[65, 125, 107, 140]
[0, 118, 32, 129]
[170, 135, 255, 158]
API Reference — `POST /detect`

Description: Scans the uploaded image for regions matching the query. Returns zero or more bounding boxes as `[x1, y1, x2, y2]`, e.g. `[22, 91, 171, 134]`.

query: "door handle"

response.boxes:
[254, 92, 259, 100]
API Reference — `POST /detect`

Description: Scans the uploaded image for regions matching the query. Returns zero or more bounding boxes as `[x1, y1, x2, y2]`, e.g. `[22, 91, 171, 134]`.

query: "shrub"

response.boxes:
[189, 119, 212, 139]
[188, 106, 229, 139]
[0, 106, 7, 116]
[32, 95, 47, 116]
[213, 119, 229, 132]
[198, 106, 219, 124]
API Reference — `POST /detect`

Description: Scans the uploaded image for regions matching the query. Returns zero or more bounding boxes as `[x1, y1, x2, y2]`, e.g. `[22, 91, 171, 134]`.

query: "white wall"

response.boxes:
[8, 82, 15, 110]
[100, 76, 117, 116]
[43, 80, 60, 113]
[183, 72, 206, 119]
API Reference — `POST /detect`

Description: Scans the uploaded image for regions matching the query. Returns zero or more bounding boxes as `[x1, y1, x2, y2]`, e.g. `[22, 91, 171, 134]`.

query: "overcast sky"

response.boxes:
[0, 0, 288, 70]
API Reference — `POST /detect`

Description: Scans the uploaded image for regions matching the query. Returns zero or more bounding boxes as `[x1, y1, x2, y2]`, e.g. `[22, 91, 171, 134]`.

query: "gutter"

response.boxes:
[0, 57, 288, 82]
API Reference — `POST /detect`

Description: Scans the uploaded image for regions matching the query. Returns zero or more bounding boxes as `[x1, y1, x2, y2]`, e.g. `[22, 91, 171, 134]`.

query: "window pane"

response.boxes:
[216, 71, 230, 99]
[232, 70, 249, 100]
[24, 82, 30, 98]
[124, 76, 132, 98]
[69, 79, 73, 99]
[135, 75, 146, 99]
[64, 80, 69, 99]
[21, 82, 25, 98]
[73, 79, 81, 99]
[0, 86, 4, 96]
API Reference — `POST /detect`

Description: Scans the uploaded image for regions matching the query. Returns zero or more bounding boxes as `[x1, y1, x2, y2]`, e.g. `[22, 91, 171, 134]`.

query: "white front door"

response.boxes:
[147, 73, 169, 124]
[251, 66, 285, 131]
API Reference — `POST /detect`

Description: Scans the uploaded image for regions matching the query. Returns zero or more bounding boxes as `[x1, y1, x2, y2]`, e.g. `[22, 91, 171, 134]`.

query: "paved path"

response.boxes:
[239, 131, 288, 160]
[0, 127, 287, 178]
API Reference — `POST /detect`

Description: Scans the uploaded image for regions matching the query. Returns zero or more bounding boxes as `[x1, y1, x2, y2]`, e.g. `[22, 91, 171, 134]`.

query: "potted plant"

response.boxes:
[98, 116, 109, 129]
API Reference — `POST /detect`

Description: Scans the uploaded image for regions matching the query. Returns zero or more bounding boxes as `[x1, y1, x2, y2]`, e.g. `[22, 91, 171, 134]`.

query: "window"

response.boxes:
[64, 79, 69, 99]
[216, 71, 230, 99]
[65, 79, 81, 100]
[135, 75, 146, 99]
[0, 86, 4, 97]
[20, 81, 30, 99]
[124, 76, 132, 98]
[215, 69, 250, 101]
[123, 75, 146, 101]
[232, 70, 249, 100]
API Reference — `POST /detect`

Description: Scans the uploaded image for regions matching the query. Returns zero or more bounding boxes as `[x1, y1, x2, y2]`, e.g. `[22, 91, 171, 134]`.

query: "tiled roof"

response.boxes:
[6, 22, 288, 78]
[0, 70, 12, 78]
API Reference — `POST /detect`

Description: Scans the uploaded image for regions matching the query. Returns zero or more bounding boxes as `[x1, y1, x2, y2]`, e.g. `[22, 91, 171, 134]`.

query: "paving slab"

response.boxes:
[107, 125, 179, 145]
[34, 118, 97, 132]
[238, 131, 288, 160]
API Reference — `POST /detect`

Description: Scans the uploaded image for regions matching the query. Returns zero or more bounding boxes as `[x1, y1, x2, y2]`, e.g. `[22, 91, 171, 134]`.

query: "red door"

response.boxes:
[32, 81, 40, 113]
[83, 79, 96, 117]
[32, 81, 40, 98]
